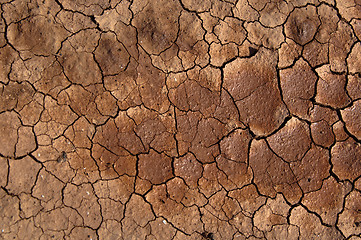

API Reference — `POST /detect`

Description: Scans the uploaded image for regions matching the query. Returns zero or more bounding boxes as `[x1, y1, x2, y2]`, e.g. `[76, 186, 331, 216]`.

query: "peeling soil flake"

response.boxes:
[1, 0, 361, 239]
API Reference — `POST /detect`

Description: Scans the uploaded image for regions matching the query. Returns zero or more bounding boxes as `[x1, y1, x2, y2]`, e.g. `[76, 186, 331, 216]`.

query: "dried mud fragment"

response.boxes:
[0, 157, 8, 187]
[52, 148, 98, 184]
[213, 89, 245, 130]
[347, 42, 361, 74]
[103, 58, 142, 110]
[178, 40, 210, 70]
[244, 22, 284, 49]
[189, 117, 226, 163]
[169, 178, 207, 208]
[94, 178, 133, 214]
[337, 190, 361, 237]
[174, 153, 203, 189]
[310, 121, 335, 148]
[341, 100, 361, 140]
[249, 139, 302, 204]
[259, 0, 293, 28]
[216, 129, 253, 189]
[132, 0, 181, 55]
[309, 105, 339, 124]
[177, 11, 205, 52]
[67, 227, 97, 240]
[303, 40, 329, 68]
[95, 5, 131, 31]
[316, 4, 339, 43]
[4, 218, 43, 240]
[57, 85, 109, 125]
[148, 217, 177, 240]
[98, 197, 124, 222]
[146, 185, 202, 234]
[0, 81, 35, 112]
[2, 0, 34, 24]
[214, 17, 246, 45]
[129, 106, 177, 156]
[169, 79, 220, 117]
[67, 29, 100, 53]
[355, 178, 361, 191]
[268, 117, 311, 162]
[181, 0, 211, 12]
[315, 65, 351, 108]
[331, 138, 361, 181]
[19, 193, 42, 219]
[347, 74, 361, 101]
[63, 183, 102, 229]
[92, 144, 137, 180]
[0, 46, 18, 84]
[0, 188, 20, 234]
[290, 206, 344, 239]
[56, 10, 96, 33]
[18, 92, 44, 126]
[280, 58, 317, 119]
[114, 21, 139, 58]
[209, 0, 233, 19]
[265, 226, 300, 240]
[329, 21, 356, 73]
[254, 194, 290, 232]
[94, 91, 118, 117]
[216, 156, 253, 191]
[94, 32, 130, 76]
[59, 0, 110, 15]
[197, 163, 225, 197]
[303, 177, 351, 225]
[201, 199, 242, 239]
[351, 19, 361, 40]
[93, 111, 144, 155]
[224, 48, 288, 136]
[190, 66, 222, 93]
[136, 49, 170, 113]
[233, 0, 259, 22]
[0, 111, 36, 157]
[0, 9, 4, 47]
[290, 145, 330, 193]
[228, 185, 266, 217]
[332, 121, 349, 142]
[138, 150, 173, 185]
[23, 56, 70, 98]
[284, 6, 321, 46]
[220, 129, 250, 162]
[7, 15, 68, 56]
[210, 42, 238, 67]
[58, 41, 102, 87]
[336, 0, 361, 22]
[98, 220, 123, 239]
[151, 44, 183, 73]
[34, 207, 83, 234]
[151, 44, 184, 73]
[278, 38, 302, 69]
[7, 157, 41, 194]
[32, 168, 64, 211]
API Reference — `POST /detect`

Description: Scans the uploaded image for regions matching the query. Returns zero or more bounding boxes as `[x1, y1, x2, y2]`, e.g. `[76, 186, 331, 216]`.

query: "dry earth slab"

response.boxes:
[0, 0, 361, 239]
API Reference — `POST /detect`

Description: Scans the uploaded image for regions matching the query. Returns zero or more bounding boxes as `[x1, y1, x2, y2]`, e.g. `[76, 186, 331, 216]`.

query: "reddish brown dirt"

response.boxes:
[0, 0, 361, 239]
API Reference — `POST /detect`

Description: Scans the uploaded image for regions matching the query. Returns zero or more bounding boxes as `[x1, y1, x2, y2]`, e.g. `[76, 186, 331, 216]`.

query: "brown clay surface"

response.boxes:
[0, 0, 361, 239]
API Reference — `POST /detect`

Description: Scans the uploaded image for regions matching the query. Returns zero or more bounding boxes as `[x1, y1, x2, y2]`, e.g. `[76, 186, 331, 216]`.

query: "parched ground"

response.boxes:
[0, 0, 361, 239]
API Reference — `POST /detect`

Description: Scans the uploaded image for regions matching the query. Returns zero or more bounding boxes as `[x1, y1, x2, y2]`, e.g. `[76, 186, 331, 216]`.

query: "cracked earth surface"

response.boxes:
[0, 0, 361, 239]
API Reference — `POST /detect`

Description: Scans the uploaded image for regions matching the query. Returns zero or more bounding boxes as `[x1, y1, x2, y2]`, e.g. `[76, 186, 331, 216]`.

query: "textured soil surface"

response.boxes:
[1, 0, 361, 239]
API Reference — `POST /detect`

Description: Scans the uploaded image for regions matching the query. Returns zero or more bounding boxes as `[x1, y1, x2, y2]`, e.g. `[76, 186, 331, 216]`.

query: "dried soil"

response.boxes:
[0, 0, 361, 239]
